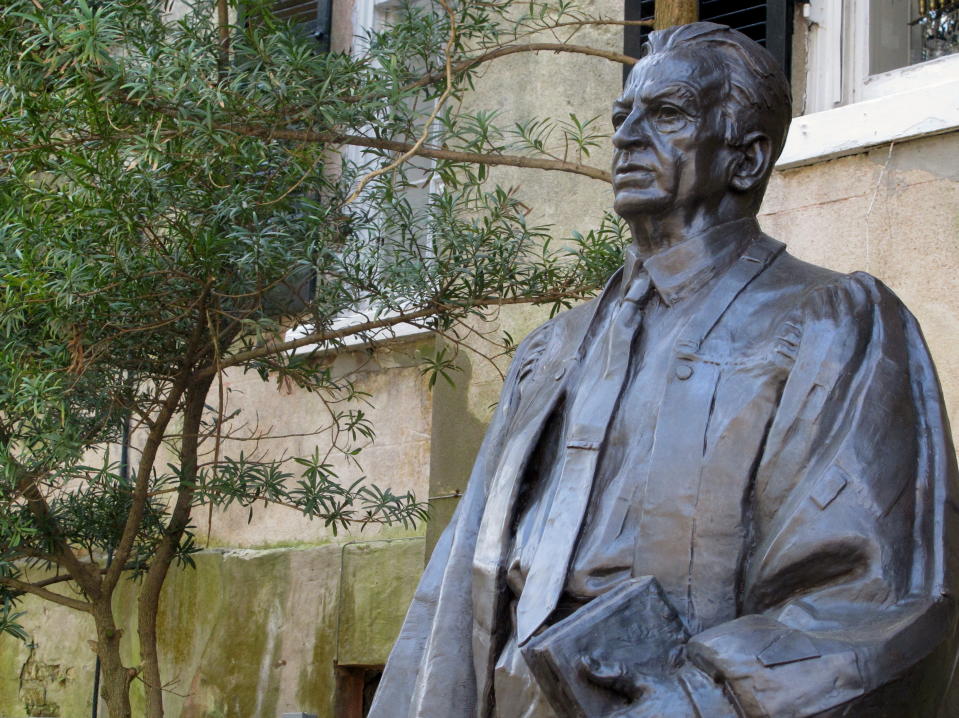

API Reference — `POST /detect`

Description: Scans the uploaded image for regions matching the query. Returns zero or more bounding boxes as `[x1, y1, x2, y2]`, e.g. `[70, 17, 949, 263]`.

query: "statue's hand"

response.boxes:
[579, 657, 698, 718]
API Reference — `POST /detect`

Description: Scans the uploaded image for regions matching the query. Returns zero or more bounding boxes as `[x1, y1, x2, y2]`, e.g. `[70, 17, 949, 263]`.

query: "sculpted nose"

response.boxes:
[612, 111, 648, 150]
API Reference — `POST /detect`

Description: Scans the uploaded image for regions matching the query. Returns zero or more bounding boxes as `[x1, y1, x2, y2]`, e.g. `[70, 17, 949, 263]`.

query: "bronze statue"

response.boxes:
[369, 22, 959, 717]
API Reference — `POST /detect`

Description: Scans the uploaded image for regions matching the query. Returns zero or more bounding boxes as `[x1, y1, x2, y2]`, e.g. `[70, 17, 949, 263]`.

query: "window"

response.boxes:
[273, 0, 332, 52]
[349, 0, 437, 209]
[869, 0, 959, 73]
[806, 0, 959, 110]
[285, 0, 438, 353]
[699, 0, 794, 77]
[623, 0, 654, 83]
[851, 0, 959, 101]
[344, 0, 439, 326]
[783, 0, 959, 167]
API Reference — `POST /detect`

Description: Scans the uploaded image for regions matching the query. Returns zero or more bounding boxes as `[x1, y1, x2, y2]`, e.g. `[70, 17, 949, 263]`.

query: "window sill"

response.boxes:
[776, 77, 959, 170]
[286, 308, 433, 357]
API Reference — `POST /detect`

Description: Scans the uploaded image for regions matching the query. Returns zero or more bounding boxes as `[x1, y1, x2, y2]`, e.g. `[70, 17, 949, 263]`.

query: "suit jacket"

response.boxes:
[369, 232, 959, 718]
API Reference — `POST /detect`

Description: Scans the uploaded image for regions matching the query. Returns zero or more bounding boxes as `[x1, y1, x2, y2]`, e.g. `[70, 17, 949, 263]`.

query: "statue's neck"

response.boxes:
[628, 207, 755, 257]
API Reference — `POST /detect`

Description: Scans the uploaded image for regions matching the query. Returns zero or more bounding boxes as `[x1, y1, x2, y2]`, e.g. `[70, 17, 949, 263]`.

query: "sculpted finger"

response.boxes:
[578, 657, 647, 699]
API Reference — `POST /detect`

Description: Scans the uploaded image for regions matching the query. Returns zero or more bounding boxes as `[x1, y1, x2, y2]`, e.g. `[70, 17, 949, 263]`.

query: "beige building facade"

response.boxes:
[2, 2, 959, 717]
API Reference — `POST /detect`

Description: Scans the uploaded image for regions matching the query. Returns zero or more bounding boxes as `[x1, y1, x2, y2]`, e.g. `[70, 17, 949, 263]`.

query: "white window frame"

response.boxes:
[778, 0, 959, 169]
[287, 0, 438, 355]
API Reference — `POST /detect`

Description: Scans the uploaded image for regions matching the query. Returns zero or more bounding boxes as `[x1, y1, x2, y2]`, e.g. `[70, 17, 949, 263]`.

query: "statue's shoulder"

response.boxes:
[506, 296, 602, 390]
[761, 246, 906, 322]
[513, 296, 600, 356]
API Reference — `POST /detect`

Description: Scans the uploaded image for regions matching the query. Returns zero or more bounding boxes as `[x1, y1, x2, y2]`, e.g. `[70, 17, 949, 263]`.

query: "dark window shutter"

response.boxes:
[699, 0, 794, 76]
[623, 0, 655, 84]
[274, 0, 333, 53]
[622, 1, 794, 82]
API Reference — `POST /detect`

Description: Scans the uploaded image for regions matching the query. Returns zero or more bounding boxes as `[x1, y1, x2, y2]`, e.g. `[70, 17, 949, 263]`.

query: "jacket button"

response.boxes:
[675, 363, 693, 380]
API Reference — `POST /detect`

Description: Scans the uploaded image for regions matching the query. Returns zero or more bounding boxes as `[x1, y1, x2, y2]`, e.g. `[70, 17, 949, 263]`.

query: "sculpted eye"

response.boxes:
[656, 106, 684, 123]
[612, 112, 628, 129]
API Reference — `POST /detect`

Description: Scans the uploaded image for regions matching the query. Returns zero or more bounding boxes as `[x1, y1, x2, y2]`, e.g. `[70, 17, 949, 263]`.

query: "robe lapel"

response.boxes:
[471, 273, 618, 716]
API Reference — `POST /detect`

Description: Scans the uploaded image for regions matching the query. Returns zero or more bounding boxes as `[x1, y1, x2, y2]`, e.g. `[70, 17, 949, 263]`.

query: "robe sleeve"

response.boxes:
[368, 323, 550, 718]
[684, 273, 959, 718]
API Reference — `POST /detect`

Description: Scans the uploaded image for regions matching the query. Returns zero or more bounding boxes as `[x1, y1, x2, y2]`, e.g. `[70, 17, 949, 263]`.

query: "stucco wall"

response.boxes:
[0, 540, 423, 718]
[199, 341, 434, 548]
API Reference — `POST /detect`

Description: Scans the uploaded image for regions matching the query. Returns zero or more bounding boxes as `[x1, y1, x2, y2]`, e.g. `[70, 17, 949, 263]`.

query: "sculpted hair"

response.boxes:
[638, 22, 793, 164]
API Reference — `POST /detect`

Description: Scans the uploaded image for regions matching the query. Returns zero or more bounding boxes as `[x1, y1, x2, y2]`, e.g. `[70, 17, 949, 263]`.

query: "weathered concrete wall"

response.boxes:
[0, 586, 96, 718]
[0, 540, 423, 718]
[198, 341, 435, 548]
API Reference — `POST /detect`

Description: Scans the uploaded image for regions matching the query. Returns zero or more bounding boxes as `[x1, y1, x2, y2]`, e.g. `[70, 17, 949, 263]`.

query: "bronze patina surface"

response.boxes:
[370, 22, 959, 718]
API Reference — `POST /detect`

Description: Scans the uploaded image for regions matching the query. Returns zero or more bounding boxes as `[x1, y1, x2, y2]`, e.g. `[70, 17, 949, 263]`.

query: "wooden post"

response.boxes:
[216, 0, 230, 75]
[654, 0, 698, 29]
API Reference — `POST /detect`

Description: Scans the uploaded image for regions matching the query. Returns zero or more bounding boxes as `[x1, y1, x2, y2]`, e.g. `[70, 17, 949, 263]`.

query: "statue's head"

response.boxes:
[612, 22, 791, 224]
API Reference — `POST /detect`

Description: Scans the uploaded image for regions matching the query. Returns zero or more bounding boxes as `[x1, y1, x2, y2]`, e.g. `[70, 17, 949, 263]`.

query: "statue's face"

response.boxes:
[611, 49, 734, 222]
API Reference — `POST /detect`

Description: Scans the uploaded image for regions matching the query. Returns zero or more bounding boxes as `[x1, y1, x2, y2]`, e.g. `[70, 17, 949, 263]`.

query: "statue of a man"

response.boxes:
[370, 22, 959, 718]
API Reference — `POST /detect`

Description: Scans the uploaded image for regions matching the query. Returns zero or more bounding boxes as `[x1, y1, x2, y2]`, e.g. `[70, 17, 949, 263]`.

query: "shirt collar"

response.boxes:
[622, 217, 761, 306]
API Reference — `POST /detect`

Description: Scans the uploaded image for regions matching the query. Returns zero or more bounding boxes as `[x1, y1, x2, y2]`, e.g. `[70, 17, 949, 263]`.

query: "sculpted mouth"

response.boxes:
[614, 164, 655, 188]
[615, 163, 653, 174]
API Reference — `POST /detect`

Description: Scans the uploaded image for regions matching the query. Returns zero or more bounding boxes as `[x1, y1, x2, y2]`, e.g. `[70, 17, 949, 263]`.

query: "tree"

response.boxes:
[0, 0, 642, 716]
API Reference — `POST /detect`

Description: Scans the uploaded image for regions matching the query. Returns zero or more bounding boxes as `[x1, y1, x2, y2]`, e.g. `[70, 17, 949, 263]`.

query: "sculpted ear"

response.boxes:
[729, 132, 772, 193]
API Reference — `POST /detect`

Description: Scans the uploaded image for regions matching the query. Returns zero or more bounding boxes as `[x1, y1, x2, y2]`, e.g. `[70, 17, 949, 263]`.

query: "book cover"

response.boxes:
[520, 576, 689, 718]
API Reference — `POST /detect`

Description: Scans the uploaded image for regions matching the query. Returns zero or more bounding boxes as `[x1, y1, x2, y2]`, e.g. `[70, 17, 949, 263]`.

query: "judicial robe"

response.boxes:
[368, 227, 959, 718]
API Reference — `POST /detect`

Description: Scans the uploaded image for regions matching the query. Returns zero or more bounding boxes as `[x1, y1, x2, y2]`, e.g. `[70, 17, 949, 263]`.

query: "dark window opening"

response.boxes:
[274, 0, 333, 52]
[623, 0, 656, 84]
[335, 665, 384, 718]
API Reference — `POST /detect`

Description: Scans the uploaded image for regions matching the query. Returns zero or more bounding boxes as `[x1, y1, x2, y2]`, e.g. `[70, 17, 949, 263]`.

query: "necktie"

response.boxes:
[516, 271, 653, 644]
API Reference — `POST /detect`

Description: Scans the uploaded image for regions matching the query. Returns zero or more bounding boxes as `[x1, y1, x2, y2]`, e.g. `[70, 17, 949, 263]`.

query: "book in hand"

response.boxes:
[519, 576, 689, 718]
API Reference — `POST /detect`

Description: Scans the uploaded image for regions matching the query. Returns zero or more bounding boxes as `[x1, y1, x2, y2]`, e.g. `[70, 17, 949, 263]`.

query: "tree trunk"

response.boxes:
[654, 0, 698, 29]
[139, 377, 214, 718]
[93, 601, 133, 718]
[217, 0, 230, 74]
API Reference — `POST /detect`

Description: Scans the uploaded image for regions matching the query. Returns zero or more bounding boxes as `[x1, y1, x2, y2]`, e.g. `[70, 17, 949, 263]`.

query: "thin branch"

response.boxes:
[2, 561, 146, 595]
[216, 0, 230, 74]
[198, 287, 595, 377]
[255, 150, 324, 206]
[344, 0, 458, 204]
[404, 42, 637, 94]
[103, 291, 211, 594]
[0, 576, 92, 613]
[510, 17, 654, 40]
[8, 461, 101, 599]
[243, 128, 613, 183]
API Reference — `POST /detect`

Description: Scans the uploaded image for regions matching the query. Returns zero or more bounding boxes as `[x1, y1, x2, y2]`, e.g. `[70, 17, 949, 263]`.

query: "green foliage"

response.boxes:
[418, 345, 462, 389]
[0, 597, 28, 642]
[0, 0, 626, 707]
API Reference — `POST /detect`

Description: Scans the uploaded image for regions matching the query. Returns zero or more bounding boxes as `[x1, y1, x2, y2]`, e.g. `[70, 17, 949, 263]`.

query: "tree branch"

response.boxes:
[198, 288, 595, 378]
[404, 42, 637, 94]
[232, 127, 612, 183]
[104, 288, 213, 594]
[0, 562, 146, 597]
[0, 576, 92, 613]
[7, 462, 102, 599]
[139, 377, 213, 718]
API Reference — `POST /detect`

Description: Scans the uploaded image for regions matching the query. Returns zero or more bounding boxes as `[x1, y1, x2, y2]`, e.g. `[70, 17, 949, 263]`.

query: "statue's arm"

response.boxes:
[369, 321, 554, 718]
[684, 274, 959, 718]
